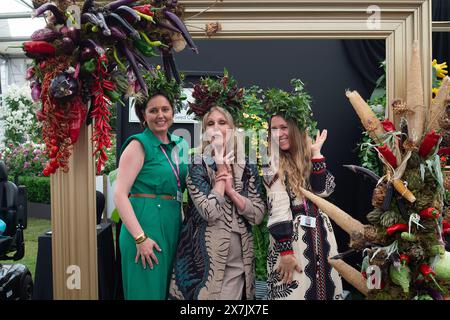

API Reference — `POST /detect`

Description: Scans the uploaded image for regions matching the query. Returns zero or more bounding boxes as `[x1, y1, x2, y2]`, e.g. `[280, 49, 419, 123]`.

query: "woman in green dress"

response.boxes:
[114, 93, 188, 300]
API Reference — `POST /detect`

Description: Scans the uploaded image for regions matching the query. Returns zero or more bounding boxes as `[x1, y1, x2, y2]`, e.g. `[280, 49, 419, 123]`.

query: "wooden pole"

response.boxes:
[51, 123, 98, 299]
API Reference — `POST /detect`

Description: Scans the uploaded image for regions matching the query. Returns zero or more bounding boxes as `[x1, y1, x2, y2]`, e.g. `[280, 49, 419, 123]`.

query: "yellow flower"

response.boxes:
[262, 122, 268, 129]
[156, 65, 161, 70]
[432, 59, 448, 79]
[432, 87, 439, 97]
[243, 113, 249, 118]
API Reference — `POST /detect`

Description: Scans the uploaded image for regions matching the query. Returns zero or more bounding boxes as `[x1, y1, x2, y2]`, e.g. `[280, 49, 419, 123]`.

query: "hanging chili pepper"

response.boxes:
[14, 41, 56, 56]
[399, 254, 410, 266]
[377, 144, 398, 168]
[81, 58, 96, 73]
[133, 39, 157, 57]
[105, 89, 121, 103]
[443, 221, 450, 234]
[132, 4, 154, 16]
[139, 32, 167, 48]
[386, 223, 408, 236]
[419, 264, 436, 280]
[69, 113, 84, 144]
[438, 147, 450, 155]
[419, 207, 440, 219]
[102, 79, 115, 92]
[419, 264, 444, 293]
[419, 130, 441, 158]
[419, 265, 439, 291]
[381, 119, 396, 132]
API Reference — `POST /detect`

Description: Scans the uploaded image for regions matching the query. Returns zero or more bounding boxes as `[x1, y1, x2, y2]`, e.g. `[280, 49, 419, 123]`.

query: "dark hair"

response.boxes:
[134, 92, 174, 125]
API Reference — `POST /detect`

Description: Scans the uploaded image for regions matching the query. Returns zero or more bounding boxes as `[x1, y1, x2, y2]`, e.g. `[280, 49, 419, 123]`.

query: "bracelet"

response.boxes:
[135, 233, 148, 244]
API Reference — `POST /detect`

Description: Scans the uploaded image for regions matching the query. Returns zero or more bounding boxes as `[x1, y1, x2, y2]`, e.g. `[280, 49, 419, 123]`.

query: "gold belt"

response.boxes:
[128, 193, 176, 200]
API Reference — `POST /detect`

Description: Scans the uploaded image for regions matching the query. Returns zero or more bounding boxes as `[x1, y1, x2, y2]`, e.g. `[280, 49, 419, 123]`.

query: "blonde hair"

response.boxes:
[201, 106, 236, 153]
[270, 116, 312, 199]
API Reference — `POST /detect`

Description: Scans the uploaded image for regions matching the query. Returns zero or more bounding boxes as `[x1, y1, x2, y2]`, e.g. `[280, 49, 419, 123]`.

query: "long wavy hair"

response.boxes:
[269, 116, 312, 198]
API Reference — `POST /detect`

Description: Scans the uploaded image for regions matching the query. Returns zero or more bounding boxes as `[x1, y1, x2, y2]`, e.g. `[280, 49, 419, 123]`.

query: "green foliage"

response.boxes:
[101, 134, 117, 175]
[142, 68, 186, 112]
[253, 214, 270, 281]
[357, 132, 382, 176]
[262, 79, 317, 135]
[15, 176, 51, 204]
[356, 61, 386, 174]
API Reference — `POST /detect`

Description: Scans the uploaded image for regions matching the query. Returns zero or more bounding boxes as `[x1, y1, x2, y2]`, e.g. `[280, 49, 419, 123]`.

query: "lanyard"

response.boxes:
[160, 145, 181, 189]
[303, 198, 309, 216]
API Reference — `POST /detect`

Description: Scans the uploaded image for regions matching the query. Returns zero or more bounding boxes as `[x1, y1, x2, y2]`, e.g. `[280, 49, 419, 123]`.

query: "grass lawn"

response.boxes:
[2, 217, 51, 281]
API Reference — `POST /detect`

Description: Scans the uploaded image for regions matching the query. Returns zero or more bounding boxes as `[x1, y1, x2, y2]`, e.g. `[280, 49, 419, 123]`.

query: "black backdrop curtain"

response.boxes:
[342, 40, 385, 93]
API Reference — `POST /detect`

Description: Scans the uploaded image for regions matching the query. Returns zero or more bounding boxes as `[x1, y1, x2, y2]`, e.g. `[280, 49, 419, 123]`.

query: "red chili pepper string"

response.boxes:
[90, 57, 113, 174]
[38, 56, 89, 175]
[40, 59, 72, 173]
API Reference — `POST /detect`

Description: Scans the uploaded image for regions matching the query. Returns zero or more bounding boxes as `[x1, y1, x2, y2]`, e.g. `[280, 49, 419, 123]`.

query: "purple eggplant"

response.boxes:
[82, 0, 95, 14]
[60, 26, 80, 44]
[130, 48, 152, 71]
[155, 20, 181, 34]
[120, 42, 147, 95]
[80, 47, 95, 61]
[31, 82, 41, 102]
[381, 182, 394, 211]
[161, 51, 172, 81]
[115, 5, 140, 23]
[34, 3, 66, 24]
[104, 0, 137, 12]
[26, 66, 35, 80]
[61, 37, 75, 55]
[106, 12, 140, 40]
[81, 12, 101, 26]
[109, 26, 127, 40]
[163, 10, 198, 53]
[343, 165, 380, 184]
[166, 52, 180, 84]
[428, 288, 444, 300]
[31, 28, 60, 41]
[96, 12, 112, 36]
[81, 39, 106, 56]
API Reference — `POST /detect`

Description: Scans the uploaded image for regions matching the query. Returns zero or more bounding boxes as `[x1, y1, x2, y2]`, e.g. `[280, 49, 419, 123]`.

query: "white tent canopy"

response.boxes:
[0, 0, 45, 57]
[0, 1, 46, 93]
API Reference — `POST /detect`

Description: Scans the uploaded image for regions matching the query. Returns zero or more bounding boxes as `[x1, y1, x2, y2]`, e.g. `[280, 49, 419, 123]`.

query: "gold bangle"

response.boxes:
[136, 235, 148, 244]
[134, 233, 146, 244]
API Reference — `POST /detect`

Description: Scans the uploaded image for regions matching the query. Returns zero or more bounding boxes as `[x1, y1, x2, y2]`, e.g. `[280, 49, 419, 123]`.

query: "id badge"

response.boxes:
[300, 215, 316, 228]
[177, 190, 183, 203]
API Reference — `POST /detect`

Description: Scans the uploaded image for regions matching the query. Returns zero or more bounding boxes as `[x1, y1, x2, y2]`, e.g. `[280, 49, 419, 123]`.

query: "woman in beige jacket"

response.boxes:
[169, 105, 266, 300]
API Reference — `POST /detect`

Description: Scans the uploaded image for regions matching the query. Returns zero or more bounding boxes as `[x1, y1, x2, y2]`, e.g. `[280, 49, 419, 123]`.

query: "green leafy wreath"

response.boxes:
[262, 79, 317, 134]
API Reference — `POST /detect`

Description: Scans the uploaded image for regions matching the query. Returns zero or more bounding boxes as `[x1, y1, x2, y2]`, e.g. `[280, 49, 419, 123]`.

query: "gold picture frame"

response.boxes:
[183, 0, 432, 120]
[51, 0, 432, 299]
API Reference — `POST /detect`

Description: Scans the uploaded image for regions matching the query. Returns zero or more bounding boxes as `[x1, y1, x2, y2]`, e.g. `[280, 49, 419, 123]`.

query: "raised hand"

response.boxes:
[310, 129, 327, 158]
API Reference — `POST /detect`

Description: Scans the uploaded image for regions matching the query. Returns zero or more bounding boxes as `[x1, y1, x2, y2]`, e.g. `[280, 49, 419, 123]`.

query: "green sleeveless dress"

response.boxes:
[119, 128, 188, 300]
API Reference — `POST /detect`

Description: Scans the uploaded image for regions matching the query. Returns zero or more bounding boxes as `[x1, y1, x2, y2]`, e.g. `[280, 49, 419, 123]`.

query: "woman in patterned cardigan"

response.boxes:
[263, 115, 344, 300]
[169, 106, 266, 300]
